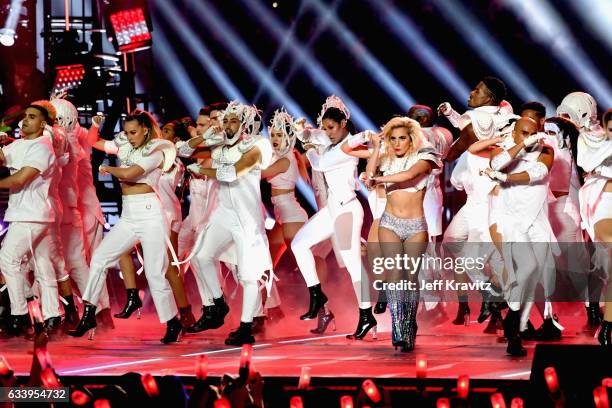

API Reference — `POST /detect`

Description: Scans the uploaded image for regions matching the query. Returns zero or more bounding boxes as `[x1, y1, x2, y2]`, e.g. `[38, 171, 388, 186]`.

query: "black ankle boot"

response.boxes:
[597, 320, 611, 347]
[519, 320, 536, 341]
[387, 289, 418, 351]
[114, 289, 142, 319]
[186, 297, 230, 333]
[585, 303, 602, 329]
[5, 314, 32, 337]
[225, 322, 255, 346]
[300, 284, 328, 320]
[310, 308, 336, 334]
[67, 304, 97, 339]
[61, 295, 80, 330]
[373, 290, 387, 314]
[161, 316, 183, 344]
[179, 305, 196, 331]
[346, 307, 377, 340]
[483, 309, 503, 334]
[453, 301, 470, 326]
[503, 310, 526, 357]
[44, 316, 63, 336]
[0, 289, 10, 329]
[535, 315, 562, 341]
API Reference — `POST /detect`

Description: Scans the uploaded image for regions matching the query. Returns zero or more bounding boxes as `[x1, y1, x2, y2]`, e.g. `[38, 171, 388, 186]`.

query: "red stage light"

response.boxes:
[340, 395, 353, 408]
[214, 397, 231, 408]
[290, 396, 304, 408]
[437, 397, 450, 408]
[71, 390, 90, 406]
[109, 7, 151, 52]
[544, 367, 560, 395]
[490, 392, 507, 408]
[52, 64, 86, 94]
[141, 373, 160, 397]
[298, 366, 311, 389]
[416, 354, 427, 379]
[510, 397, 524, 408]
[594, 385, 610, 408]
[0, 356, 13, 376]
[361, 379, 381, 403]
[457, 374, 470, 399]
[240, 344, 253, 371]
[94, 400, 111, 408]
[195, 355, 208, 381]
[40, 367, 60, 388]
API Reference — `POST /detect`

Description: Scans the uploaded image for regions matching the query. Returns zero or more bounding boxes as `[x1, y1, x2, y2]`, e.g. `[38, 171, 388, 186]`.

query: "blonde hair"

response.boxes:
[125, 109, 162, 147]
[380, 116, 423, 161]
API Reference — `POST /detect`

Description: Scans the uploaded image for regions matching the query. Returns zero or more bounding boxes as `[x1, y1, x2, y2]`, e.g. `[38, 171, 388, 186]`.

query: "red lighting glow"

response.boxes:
[340, 395, 353, 408]
[41, 367, 60, 388]
[490, 392, 507, 408]
[544, 367, 560, 395]
[52, 64, 86, 94]
[361, 379, 381, 403]
[141, 373, 160, 397]
[109, 8, 151, 52]
[510, 397, 524, 408]
[298, 366, 311, 389]
[290, 396, 304, 408]
[0, 356, 12, 376]
[214, 397, 231, 408]
[416, 354, 427, 379]
[195, 355, 207, 381]
[594, 385, 610, 408]
[437, 397, 450, 408]
[71, 390, 90, 406]
[457, 374, 470, 399]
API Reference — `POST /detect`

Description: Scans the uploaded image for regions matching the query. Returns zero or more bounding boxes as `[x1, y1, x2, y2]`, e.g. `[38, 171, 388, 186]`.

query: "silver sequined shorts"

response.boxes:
[380, 212, 428, 241]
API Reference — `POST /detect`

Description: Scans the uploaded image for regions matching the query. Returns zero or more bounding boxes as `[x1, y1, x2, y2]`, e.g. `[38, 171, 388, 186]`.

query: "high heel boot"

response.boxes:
[161, 316, 183, 344]
[67, 303, 97, 340]
[225, 322, 255, 346]
[114, 289, 142, 319]
[346, 307, 377, 340]
[373, 289, 387, 314]
[310, 307, 336, 334]
[453, 296, 470, 326]
[503, 309, 526, 356]
[300, 284, 328, 320]
[388, 289, 419, 352]
[62, 295, 80, 330]
[585, 303, 602, 330]
[597, 320, 611, 347]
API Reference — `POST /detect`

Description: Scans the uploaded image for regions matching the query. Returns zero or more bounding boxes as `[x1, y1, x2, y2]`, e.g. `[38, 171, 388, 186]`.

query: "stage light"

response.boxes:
[340, 395, 354, 408]
[416, 354, 427, 379]
[108, 6, 152, 52]
[195, 355, 208, 381]
[510, 397, 524, 408]
[594, 385, 610, 408]
[567, 0, 612, 52]
[94, 400, 111, 408]
[0, 0, 24, 47]
[430, 0, 555, 113]
[290, 396, 304, 408]
[51, 64, 86, 95]
[457, 374, 470, 399]
[0, 355, 13, 377]
[544, 366, 560, 395]
[272, 2, 278, 8]
[490, 392, 507, 408]
[41, 367, 61, 388]
[214, 397, 231, 408]
[367, 0, 470, 105]
[303, 0, 416, 109]
[141, 373, 160, 397]
[503, 0, 612, 107]
[298, 366, 311, 389]
[240, 344, 253, 371]
[71, 390, 91, 406]
[0, 28, 15, 46]
[437, 397, 450, 408]
[361, 379, 381, 403]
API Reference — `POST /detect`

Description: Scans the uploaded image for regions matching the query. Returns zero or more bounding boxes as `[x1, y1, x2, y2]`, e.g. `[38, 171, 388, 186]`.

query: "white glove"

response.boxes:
[523, 134, 541, 148]
[487, 170, 508, 182]
[437, 102, 452, 116]
[187, 163, 203, 174]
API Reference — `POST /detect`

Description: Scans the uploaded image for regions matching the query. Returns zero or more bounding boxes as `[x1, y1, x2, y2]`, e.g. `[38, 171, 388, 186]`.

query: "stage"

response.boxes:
[2, 303, 599, 380]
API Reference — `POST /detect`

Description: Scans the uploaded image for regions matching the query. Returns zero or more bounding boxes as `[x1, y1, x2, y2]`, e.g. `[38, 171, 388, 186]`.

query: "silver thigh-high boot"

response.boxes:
[387, 288, 419, 352]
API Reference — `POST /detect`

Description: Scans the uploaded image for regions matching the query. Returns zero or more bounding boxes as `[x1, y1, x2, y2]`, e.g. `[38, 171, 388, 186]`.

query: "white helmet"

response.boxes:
[50, 98, 79, 133]
[556, 92, 598, 130]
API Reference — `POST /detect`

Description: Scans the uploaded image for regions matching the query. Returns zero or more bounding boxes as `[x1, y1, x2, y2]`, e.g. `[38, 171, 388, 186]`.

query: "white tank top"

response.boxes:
[268, 150, 300, 190]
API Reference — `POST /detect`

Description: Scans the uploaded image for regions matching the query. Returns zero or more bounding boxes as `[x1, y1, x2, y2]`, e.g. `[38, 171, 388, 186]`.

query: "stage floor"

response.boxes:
[1, 303, 599, 380]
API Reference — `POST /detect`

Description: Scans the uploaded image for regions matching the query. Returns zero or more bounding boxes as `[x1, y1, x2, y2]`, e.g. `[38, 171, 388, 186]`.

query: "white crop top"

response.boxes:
[268, 150, 300, 190]
[379, 142, 441, 194]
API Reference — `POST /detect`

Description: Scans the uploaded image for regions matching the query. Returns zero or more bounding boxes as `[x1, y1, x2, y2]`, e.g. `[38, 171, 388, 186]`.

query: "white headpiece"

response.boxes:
[222, 100, 261, 144]
[268, 108, 296, 156]
[556, 92, 598, 130]
[50, 98, 79, 133]
[316, 95, 350, 128]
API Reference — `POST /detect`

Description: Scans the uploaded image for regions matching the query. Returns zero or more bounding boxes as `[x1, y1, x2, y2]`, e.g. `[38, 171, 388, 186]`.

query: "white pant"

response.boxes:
[82, 212, 104, 264]
[191, 207, 267, 323]
[292, 197, 370, 307]
[60, 209, 110, 311]
[271, 192, 308, 223]
[0, 222, 60, 319]
[83, 193, 177, 323]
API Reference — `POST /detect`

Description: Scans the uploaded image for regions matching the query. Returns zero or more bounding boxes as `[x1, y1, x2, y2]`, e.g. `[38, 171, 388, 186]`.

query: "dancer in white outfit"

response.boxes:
[68, 110, 182, 343]
[186, 101, 274, 345]
[558, 92, 612, 347]
[0, 102, 61, 336]
[291, 96, 377, 340]
[482, 117, 556, 356]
